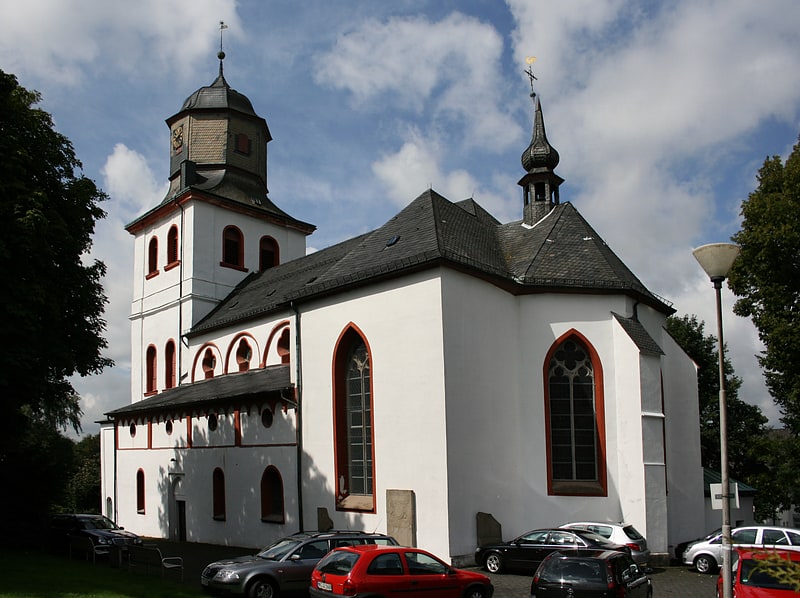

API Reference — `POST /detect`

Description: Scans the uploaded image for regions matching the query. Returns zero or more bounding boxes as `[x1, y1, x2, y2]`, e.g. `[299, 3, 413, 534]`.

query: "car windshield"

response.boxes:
[740, 559, 796, 590]
[80, 516, 119, 530]
[316, 551, 360, 574]
[257, 538, 302, 560]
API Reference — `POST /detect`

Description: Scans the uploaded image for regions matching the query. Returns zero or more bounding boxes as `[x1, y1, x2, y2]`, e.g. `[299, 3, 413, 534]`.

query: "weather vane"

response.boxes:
[218, 21, 228, 60]
[525, 56, 537, 98]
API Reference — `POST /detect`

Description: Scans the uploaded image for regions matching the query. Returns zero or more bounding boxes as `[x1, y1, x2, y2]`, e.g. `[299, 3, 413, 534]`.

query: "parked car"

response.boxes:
[201, 530, 397, 598]
[531, 549, 652, 597]
[47, 513, 142, 552]
[475, 528, 630, 574]
[716, 548, 800, 597]
[310, 544, 494, 598]
[683, 526, 800, 573]
[559, 521, 650, 566]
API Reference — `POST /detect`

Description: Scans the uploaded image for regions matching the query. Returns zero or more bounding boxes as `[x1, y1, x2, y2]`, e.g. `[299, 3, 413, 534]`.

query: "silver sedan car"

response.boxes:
[682, 525, 800, 573]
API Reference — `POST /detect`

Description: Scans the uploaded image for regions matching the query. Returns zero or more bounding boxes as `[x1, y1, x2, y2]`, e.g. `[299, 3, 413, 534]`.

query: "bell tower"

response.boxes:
[125, 46, 314, 402]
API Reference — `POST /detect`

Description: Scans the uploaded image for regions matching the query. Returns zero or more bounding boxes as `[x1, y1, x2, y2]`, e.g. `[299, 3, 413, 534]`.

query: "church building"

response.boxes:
[100, 55, 705, 565]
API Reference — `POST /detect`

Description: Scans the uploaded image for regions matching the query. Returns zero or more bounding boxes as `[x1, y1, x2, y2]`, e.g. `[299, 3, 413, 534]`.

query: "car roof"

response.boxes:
[335, 544, 400, 555]
[547, 549, 628, 561]
[561, 522, 629, 528]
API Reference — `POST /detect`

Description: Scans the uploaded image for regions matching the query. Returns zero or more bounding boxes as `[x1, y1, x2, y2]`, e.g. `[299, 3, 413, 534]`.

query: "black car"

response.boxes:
[531, 549, 652, 597]
[48, 513, 142, 552]
[475, 528, 630, 574]
[201, 530, 398, 597]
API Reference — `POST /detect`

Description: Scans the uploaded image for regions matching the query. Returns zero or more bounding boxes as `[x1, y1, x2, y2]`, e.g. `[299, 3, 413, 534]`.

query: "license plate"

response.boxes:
[317, 581, 332, 591]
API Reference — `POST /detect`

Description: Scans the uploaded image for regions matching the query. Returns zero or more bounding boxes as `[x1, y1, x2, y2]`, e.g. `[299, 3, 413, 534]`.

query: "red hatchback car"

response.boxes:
[716, 548, 800, 598]
[309, 544, 494, 598]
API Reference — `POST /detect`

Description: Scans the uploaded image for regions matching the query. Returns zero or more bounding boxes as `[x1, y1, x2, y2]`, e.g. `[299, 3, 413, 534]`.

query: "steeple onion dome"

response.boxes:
[521, 96, 559, 172]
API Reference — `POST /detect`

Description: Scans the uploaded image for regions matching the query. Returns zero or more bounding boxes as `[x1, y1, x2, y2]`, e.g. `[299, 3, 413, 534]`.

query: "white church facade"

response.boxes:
[100, 57, 706, 565]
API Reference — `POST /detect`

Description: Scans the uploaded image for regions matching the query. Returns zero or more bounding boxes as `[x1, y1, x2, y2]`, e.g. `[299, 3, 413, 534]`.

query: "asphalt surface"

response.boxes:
[143, 538, 720, 596]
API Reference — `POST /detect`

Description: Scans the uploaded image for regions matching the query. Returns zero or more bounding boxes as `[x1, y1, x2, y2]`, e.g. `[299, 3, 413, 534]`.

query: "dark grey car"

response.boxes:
[531, 549, 652, 597]
[200, 530, 397, 598]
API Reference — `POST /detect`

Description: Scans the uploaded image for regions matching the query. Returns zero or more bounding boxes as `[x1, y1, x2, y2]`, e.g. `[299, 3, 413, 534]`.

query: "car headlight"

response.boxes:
[214, 569, 241, 583]
[97, 537, 110, 545]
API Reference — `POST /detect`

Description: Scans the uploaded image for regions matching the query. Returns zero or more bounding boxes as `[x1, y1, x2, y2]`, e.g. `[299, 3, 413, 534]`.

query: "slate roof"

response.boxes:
[107, 365, 293, 420]
[612, 312, 664, 356]
[190, 189, 673, 337]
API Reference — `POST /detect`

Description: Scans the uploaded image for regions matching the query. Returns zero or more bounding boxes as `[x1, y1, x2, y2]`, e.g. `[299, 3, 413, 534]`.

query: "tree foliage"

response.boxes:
[0, 70, 112, 435]
[665, 314, 788, 520]
[728, 135, 800, 432]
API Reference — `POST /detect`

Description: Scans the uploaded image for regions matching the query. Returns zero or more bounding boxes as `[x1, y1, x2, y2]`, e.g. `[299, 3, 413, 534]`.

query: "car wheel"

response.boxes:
[464, 585, 488, 598]
[484, 553, 503, 574]
[694, 554, 717, 574]
[247, 578, 277, 598]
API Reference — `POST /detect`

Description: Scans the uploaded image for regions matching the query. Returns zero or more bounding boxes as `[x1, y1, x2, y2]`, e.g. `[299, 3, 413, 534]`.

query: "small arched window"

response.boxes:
[147, 236, 158, 278]
[212, 468, 226, 520]
[222, 226, 244, 269]
[236, 339, 252, 372]
[145, 345, 157, 395]
[260, 466, 285, 523]
[277, 328, 290, 365]
[259, 236, 279, 271]
[136, 469, 145, 514]
[166, 225, 179, 266]
[202, 348, 216, 380]
[164, 340, 176, 389]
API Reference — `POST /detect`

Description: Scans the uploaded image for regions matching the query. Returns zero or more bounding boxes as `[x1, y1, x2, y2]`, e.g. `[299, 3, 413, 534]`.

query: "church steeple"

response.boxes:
[518, 59, 564, 225]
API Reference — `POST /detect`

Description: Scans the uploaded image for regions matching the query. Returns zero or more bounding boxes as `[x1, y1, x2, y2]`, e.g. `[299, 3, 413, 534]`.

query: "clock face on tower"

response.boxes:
[172, 124, 184, 153]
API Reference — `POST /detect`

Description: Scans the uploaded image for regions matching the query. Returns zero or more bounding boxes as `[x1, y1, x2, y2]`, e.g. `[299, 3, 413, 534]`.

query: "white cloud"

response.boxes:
[0, 0, 240, 86]
[315, 12, 521, 152]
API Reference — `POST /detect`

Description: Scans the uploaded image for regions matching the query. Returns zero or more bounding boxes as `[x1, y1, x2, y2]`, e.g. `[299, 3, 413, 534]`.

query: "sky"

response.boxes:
[2, 0, 799, 438]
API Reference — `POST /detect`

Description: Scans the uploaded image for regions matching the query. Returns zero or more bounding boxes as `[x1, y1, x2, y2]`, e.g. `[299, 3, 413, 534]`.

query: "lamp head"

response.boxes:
[692, 243, 740, 282]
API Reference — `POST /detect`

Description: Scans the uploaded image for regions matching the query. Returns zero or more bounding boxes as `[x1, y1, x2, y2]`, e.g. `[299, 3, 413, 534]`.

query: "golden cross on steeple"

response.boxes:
[524, 56, 537, 98]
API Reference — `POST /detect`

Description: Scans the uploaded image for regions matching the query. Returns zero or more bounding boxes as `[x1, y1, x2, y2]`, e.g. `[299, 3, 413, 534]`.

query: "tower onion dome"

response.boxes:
[180, 65, 258, 118]
[521, 96, 559, 172]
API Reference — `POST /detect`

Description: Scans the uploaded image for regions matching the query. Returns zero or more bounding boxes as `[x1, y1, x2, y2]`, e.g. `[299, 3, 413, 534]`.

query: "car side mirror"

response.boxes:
[289, 554, 301, 561]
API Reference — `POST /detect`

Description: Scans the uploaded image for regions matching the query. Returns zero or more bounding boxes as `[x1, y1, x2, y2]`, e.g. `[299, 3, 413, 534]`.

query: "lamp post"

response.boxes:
[692, 242, 740, 598]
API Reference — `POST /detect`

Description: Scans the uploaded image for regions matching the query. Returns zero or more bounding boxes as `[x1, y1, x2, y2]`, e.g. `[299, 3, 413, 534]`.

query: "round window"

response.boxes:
[165, 420, 173, 435]
[129, 423, 136, 437]
[261, 408, 274, 429]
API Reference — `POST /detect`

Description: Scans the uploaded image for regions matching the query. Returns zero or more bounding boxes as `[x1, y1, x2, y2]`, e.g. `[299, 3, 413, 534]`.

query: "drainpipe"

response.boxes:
[291, 301, 304, 531]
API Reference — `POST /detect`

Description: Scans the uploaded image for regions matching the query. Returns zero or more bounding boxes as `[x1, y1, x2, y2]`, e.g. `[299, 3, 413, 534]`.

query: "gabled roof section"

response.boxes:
[190, 191, 673, 337]
[612, 312, 664, 356]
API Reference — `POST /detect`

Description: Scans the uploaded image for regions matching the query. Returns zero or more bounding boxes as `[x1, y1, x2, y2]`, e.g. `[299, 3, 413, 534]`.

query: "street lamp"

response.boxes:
[692, 242, 740, 598]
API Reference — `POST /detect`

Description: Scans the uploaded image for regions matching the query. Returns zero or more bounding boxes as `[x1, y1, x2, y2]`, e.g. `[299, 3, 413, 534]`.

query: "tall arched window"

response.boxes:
[147, 236, 158, 278]
[545, 332, 606, 496]
[333, 327, 375, 511]
[166, 225, 179, 266]
[145, 345, 157, 395]
[136, 469, 145, 514]
[164, 340, 176, 389]
[212, 468, 226, 520]
[222, 226, 244, 269]
[260, 466, 285, 523]
[259, 236, 279, 271]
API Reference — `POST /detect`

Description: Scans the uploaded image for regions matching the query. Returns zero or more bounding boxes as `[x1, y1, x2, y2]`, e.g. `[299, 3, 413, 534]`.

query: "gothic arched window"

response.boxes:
[545, 333, 606, 496]
[333, 327, 374, 511]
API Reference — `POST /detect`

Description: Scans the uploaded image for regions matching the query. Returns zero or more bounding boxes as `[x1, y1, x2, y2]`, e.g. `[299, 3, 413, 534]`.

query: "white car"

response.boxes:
[558, 521, 650, 566]
[682, 525, 800, 573]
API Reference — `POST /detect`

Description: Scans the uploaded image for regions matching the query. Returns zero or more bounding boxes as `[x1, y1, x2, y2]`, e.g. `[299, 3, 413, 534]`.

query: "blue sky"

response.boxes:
[2, 0, 799, 436]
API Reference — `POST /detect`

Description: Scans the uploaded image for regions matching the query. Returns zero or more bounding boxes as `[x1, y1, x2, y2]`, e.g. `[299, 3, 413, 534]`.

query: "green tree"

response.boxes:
[665, 314, 783, 518]
[0, 70, 112, 535]
[0, 70, 112, 432]
[728, 135, 800, 432]
[69, 434, 101, 513]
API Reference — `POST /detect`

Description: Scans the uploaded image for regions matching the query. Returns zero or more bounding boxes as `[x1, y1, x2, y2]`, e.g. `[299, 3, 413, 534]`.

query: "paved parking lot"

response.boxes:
[150, 538, 719, 596]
